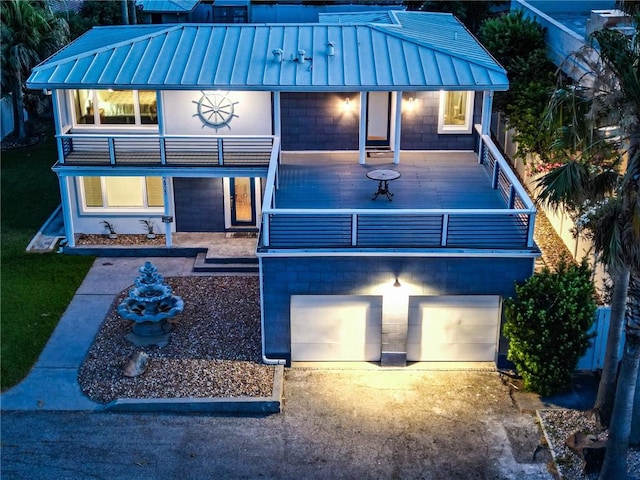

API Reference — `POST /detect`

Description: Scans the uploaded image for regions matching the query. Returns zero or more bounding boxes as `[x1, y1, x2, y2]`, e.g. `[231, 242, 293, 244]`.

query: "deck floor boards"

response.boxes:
[276, 151, 507, 210]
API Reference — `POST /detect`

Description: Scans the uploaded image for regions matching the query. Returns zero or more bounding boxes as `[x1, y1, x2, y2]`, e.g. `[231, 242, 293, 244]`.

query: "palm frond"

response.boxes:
[535, 161, 591, 210]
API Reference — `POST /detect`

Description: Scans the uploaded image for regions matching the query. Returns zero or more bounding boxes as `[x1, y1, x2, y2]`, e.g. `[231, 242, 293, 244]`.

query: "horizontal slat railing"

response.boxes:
[263, 209, 534, 249]
[57, 133, 275, 167]
[261, 130, 537, 251]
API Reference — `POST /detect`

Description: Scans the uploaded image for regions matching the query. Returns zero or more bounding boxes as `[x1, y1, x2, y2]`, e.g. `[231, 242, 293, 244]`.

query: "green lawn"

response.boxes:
[1, 132, 94, 391]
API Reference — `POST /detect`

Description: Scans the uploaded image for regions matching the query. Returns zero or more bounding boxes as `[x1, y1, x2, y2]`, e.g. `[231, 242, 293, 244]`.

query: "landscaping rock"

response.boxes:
[123, 351, 149, 377]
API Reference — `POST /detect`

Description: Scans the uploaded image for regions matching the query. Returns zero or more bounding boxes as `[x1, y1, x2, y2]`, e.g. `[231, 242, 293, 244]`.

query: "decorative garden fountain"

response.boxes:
[117, 262, 184, 347]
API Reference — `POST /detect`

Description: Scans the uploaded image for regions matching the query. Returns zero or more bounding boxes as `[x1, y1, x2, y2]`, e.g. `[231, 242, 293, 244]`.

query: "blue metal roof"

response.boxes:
[27, 11, 508, 91]
[138, 0, 199, 13]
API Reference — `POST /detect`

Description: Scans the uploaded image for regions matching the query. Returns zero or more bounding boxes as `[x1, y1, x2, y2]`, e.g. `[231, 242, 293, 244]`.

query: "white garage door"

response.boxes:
[290, 295, 382, 361]
[407, 295, 501, 362]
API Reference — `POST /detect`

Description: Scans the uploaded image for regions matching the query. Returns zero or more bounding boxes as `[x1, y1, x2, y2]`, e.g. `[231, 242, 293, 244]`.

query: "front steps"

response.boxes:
[193, 252, 258, 274]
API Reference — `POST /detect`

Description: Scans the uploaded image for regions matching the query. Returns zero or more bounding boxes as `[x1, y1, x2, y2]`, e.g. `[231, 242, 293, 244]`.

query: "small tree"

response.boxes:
[503, 259, 597, 396]
[478, 10, 556, 160]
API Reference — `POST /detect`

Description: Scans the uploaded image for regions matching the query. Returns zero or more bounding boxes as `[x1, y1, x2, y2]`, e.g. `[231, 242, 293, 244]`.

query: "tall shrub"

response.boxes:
[503, 259, 597, 396]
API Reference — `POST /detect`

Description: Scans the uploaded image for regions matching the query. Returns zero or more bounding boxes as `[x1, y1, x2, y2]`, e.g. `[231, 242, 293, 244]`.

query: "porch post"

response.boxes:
[273, 92, 281, 137]
[51, 91, 65, 162]
[58, 175, 76, 247]
[163, 177, 172, 247]
[393, 91, 402, 165]
[478, 91, 494, 163]
[481, 90, 493, 136]
[359, 91, 367, 165]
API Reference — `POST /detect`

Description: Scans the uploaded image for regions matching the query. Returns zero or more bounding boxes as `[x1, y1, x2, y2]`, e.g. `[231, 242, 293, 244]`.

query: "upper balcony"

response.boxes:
[260, 129, 537, 255]
[54, 131, 275, 174]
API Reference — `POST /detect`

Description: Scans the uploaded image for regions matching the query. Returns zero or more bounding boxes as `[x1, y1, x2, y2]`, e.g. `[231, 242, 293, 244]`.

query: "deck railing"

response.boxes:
[261, 130, 536, 250]
[57, 132, 275, 167]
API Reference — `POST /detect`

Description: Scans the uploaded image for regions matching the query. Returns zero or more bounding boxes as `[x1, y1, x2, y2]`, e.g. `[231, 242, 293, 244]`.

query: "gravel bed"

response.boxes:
[538, 409, 640, 479]
[79, 276, 274, 403]
[76, 234, 166, 246]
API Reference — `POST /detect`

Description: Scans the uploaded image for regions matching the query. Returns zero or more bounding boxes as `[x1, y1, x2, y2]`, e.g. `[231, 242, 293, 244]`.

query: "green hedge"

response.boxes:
[504, 259, 597, 396]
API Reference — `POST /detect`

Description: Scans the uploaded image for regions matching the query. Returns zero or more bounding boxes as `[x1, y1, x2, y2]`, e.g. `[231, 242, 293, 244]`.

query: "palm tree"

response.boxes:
[1, 0, 68, 140]
[537, 24, 640, 479]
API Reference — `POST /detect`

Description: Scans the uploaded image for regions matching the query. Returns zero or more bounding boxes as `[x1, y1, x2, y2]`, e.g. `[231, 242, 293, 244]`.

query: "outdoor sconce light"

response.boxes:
[272, 48, 284, 63]
[297, 50, 306, 63]
[342, 97, 352, 112]
[327, 41, 336, 56]
[404, 96, 416, 112]
[394, 278, 401, 288]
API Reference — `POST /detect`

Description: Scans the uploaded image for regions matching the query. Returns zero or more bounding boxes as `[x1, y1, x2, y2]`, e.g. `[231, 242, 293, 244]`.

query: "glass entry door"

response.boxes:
[229, 178, 256, 226]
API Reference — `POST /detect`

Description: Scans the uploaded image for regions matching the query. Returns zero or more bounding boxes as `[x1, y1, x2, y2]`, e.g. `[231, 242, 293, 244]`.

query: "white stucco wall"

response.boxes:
[161, 91, 272, 135]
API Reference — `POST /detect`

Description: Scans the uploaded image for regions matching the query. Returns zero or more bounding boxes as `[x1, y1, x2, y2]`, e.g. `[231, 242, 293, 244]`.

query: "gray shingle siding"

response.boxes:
[174, 178, 225, 232]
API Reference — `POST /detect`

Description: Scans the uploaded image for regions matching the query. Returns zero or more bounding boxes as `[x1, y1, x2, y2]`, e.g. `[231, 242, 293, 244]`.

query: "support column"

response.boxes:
[163, 177, 172, 247]
[393, 91, 402, 165]
[479, 91, 494, 163]
[381, 285, 409, 367]
[59, 176, 75, 247]
[359, 91, 367, 165]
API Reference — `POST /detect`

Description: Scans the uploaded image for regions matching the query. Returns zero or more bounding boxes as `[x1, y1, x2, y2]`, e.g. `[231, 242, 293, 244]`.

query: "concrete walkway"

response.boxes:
[0, 257, 198, 411]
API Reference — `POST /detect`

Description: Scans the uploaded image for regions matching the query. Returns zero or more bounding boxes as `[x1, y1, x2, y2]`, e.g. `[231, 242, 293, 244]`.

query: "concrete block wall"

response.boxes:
[400, 91, 482, 150]
[260, 255, 535, 363]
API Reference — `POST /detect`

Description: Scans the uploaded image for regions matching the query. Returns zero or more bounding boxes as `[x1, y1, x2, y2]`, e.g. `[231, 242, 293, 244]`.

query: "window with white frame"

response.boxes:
[438, 91, 474, 134]
[73, 90, 158, 126]
[80, 176, 164, 211]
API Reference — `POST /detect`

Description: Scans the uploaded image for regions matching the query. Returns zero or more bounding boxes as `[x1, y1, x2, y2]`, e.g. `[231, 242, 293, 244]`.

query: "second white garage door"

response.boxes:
[407, 295, 501, 362]
[290, 295, 382, 361]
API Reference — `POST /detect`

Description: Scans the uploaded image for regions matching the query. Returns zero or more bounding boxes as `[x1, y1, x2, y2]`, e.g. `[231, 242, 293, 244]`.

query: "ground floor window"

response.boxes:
[79, 176, 164, 211]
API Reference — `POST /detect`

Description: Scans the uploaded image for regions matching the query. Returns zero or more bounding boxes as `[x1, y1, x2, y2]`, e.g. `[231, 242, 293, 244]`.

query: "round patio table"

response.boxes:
[366, 169, 401, 201]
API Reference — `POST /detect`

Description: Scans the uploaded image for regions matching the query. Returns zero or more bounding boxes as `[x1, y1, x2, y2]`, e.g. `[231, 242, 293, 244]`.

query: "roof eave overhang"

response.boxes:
[27, 81, 509, 92]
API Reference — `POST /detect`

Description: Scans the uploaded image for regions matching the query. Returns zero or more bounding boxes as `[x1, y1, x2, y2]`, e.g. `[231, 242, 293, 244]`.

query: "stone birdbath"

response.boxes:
[117, 262, 184, 347]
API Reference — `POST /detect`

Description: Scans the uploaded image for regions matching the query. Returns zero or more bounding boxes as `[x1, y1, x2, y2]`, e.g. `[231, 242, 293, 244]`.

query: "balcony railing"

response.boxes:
[57, 132, 276, 167]
[260, 128, 536, 251]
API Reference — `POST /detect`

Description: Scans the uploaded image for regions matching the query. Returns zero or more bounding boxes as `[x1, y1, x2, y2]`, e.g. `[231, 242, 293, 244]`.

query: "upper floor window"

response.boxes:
[73, 90, 157, 126]
[438, 91, 474, 134]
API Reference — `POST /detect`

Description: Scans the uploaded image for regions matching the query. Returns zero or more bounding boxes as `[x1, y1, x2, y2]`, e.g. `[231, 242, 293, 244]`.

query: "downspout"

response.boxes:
[259, 255, 286, 365]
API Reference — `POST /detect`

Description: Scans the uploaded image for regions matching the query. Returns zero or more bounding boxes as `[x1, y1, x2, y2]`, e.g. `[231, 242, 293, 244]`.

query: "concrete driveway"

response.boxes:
[2, 367, 553, 480]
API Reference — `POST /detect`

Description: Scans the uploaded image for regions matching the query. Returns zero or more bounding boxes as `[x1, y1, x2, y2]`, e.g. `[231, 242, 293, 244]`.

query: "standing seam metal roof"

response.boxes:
[27, 11, 508, 91]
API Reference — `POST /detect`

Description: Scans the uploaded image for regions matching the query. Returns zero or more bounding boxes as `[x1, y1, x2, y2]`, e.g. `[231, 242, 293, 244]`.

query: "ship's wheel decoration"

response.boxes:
[192, 91, 239, 129]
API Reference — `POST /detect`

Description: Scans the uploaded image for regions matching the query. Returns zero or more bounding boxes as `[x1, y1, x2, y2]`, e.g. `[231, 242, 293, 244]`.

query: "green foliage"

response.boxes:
[503, 259, 597, 396]
[408, 1, 508, 34]
[1, 134, 94, 390]
[478, 10, 557, 159]
[66, 0, 124, 40]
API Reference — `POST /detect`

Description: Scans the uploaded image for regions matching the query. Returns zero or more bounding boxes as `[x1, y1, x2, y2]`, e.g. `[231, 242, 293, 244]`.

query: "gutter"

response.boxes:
[258, 256, 286, 365]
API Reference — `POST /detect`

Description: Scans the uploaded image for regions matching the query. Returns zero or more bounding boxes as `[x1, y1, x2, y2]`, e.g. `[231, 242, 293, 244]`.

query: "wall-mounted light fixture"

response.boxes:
[404, 96, 416, 112]
[342, 97, 352, 112]
[393, 277, 401, 288]
[327, 41, 336, 56]
[297, 50, 306, 64]
[272, 48, 284, 63]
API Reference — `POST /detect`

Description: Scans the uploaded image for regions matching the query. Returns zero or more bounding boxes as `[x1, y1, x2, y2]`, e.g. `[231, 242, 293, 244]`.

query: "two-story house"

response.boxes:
[27, 10, 539, 366]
